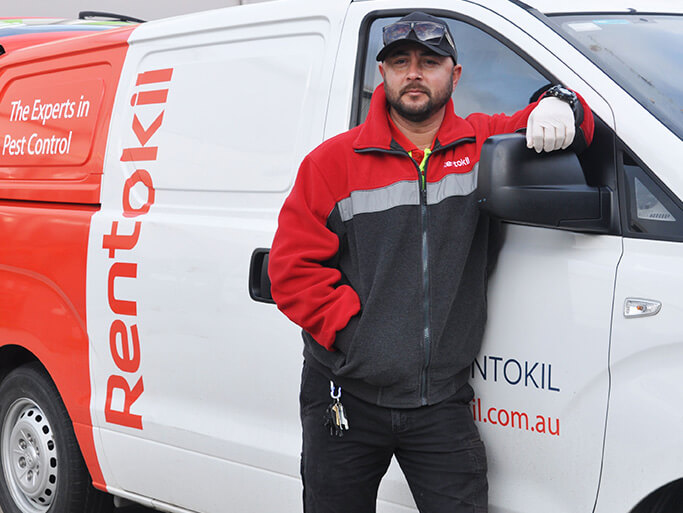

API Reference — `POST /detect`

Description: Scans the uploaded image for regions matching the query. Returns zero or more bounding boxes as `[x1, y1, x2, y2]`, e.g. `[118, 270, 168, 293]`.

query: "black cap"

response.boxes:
[376, 12, 458, 64]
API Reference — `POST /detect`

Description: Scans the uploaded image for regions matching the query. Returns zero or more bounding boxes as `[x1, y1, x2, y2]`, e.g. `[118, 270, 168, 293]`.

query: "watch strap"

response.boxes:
[545, 84, 584, 126]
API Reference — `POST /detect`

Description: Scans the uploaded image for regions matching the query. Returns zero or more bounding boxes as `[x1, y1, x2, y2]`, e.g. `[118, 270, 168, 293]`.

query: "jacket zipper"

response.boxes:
[416, 148, 432, 406]
[412, 138, 474, 405]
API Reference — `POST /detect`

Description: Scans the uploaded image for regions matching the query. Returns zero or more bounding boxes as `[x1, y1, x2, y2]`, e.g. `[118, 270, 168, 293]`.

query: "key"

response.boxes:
[324, 402, 343, 437]
[335, 400, 349, 431]
[331, 402, 341, 427]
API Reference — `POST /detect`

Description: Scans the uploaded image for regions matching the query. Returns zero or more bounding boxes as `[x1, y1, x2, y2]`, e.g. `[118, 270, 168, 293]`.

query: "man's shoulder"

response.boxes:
[307, 125, 364, 163]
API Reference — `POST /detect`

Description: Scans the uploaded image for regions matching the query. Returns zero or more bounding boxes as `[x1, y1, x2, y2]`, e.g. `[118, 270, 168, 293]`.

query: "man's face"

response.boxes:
[379, 42, 462, 123]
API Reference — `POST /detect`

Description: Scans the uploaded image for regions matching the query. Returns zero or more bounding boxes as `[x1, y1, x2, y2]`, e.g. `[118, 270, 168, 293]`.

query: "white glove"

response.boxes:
[525, 96, 576, 153]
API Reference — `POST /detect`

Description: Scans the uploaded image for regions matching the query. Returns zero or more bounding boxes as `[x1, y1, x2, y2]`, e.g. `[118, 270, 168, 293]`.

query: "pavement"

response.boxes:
[118, 505, 156, 513]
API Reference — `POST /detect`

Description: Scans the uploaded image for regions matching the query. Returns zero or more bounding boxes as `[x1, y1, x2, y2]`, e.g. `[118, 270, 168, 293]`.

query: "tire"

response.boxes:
[630, 478, 683, 513]
[0, 363, 113, 513]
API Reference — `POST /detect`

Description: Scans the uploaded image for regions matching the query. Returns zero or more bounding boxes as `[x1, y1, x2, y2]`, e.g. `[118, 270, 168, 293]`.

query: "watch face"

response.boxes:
[550, 86, 576, 104]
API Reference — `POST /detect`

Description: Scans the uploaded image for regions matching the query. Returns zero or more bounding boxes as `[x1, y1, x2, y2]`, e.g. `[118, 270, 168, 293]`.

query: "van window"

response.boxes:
[0, 70, 106, 179]
[551, 14, 683, 140]
[621, 150, 683, 242]
[356, 15, 550, 125]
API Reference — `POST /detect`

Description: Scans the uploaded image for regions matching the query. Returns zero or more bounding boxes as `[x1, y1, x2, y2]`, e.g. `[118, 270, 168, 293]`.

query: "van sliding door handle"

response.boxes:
[624, 298, 661, 318]
[249, 248, 275, 304]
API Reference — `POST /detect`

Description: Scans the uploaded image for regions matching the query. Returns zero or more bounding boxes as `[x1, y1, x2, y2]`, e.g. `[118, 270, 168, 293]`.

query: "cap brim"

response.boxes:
[376, 39, 451, 62]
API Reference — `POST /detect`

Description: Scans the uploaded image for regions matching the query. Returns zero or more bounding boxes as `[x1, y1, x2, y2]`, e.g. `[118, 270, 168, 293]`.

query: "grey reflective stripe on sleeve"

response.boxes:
[426, 163, 478, 205]
[337, 180, 419, 222]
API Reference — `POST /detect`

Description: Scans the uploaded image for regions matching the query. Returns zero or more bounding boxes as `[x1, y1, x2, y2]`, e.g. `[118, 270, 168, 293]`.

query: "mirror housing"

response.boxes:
[476, 134, 610, 232]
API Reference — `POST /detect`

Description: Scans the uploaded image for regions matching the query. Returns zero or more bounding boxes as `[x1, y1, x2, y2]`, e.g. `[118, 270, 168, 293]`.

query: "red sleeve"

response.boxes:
[268, 155, 361, 351]
[467, 90, 594, 149]
[570, 91, 595, 148]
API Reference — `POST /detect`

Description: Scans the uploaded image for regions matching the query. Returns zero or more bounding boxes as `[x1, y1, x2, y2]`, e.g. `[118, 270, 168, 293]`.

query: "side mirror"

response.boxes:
[476, 134, 610, 232]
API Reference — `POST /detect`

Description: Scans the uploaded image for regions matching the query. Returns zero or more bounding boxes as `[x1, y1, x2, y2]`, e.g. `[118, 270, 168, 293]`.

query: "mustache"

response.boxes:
[400, 85, 430, 96]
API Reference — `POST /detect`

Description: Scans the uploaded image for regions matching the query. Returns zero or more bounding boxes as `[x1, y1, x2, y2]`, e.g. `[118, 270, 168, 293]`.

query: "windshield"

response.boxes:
[551, 14, 682, 139]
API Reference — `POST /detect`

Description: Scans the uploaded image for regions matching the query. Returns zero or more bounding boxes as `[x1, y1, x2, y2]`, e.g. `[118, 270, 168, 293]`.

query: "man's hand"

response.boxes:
[525, 96, 575, 153]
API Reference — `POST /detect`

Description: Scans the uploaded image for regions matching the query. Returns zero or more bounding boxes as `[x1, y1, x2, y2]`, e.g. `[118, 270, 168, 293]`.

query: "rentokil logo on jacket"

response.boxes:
[443, 156, 470, 168]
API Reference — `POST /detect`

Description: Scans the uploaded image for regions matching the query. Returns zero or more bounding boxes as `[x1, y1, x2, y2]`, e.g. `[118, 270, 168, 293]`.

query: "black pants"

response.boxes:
[300, 363, 488, 513]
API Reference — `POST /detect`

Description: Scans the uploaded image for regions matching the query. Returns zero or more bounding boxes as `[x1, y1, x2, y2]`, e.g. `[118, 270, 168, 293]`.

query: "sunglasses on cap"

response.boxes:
[382, 21, 456, 51]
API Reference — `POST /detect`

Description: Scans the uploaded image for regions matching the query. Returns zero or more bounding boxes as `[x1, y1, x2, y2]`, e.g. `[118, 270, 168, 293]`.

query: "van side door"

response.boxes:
[86, 3, 347, 512]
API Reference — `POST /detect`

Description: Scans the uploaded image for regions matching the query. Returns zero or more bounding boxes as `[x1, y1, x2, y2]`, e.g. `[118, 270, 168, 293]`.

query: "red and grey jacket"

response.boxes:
[269, 83, 593, 408]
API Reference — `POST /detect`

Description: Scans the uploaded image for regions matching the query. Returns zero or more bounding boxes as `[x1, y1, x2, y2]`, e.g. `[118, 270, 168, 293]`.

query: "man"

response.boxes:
[269, 11, 593, 513]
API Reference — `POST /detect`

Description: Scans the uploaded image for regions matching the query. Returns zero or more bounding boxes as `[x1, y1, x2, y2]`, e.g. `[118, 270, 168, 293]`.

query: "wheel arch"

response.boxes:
[0, 333, 107, 491]
[0, 345, 41, 386]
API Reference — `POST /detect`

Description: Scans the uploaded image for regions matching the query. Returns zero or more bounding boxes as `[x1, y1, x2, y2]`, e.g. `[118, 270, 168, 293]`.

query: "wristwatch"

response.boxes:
[544, 85, 583, 125]
[545, 85, 577, 105]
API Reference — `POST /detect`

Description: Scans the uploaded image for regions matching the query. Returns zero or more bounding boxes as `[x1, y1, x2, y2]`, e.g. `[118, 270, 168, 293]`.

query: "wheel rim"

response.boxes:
[1, 398, 58, 513]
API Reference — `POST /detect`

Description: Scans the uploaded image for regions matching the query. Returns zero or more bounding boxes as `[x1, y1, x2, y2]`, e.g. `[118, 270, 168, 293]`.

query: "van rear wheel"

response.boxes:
[0, 363, 113, 513]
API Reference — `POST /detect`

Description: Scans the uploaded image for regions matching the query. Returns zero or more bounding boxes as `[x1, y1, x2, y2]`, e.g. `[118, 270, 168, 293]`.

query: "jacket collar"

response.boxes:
[353, 83, 475, 152]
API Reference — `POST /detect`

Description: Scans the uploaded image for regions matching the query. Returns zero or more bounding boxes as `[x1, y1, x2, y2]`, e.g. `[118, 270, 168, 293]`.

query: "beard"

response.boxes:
[385, 80, 453, 123]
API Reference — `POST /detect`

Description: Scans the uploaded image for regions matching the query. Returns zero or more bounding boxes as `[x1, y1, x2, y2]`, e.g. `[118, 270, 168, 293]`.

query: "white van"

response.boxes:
[0, 1, 681, 512]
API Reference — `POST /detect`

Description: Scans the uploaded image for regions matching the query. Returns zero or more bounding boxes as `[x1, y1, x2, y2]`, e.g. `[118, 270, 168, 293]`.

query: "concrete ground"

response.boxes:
[118, 505, 157, 513]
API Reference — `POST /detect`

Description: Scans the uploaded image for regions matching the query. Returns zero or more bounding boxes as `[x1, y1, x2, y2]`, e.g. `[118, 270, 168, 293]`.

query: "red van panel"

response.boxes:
[0, 26, 134, 204]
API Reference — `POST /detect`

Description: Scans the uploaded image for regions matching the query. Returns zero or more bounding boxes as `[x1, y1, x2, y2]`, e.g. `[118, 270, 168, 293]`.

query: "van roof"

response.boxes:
[0, 18, 137, 54]
[352, 0, 683, 15]
[514, 0, 683, 14]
